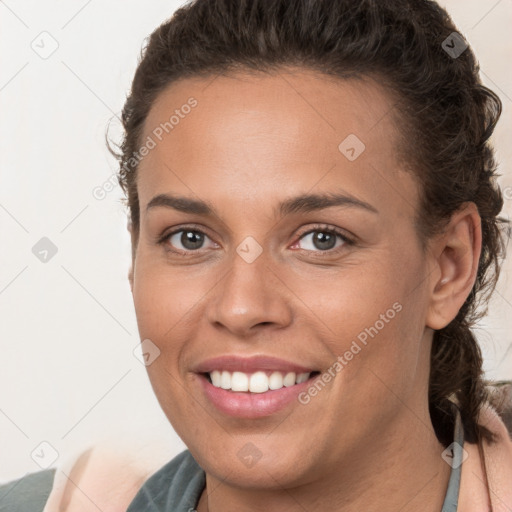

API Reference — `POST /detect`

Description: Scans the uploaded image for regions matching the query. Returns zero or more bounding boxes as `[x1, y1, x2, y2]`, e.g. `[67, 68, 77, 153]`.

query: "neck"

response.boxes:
[197, 412, 452, 512]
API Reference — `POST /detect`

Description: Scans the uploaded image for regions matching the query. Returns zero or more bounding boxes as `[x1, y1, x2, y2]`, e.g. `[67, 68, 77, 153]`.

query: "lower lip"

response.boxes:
[197, 374, 317, 418]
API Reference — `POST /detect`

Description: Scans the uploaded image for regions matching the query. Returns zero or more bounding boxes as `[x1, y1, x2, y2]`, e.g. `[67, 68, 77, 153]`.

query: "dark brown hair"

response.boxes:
[111, 0, 509, 446]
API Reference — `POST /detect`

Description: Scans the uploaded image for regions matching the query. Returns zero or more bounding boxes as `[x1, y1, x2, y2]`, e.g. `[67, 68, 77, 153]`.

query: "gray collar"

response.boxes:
[441, 404, 464, 511]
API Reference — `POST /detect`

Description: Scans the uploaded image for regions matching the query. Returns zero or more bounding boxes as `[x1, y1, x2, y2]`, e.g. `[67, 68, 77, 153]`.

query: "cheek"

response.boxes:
[131, 262, 206, 430]
[305, 250, 428, 384]
[132, 256, 212, 341]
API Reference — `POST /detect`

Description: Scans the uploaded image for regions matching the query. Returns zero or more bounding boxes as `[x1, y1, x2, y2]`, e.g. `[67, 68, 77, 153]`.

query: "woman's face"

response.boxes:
[130, 68, 437, 487]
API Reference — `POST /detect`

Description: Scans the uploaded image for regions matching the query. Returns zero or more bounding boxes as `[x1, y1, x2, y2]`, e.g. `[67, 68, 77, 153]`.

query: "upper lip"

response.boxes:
[193, 355, 318, 374]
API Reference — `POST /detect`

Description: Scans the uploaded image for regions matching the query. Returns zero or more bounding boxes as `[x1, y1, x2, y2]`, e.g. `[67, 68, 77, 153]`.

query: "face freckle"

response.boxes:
[130, 67, 434, 488]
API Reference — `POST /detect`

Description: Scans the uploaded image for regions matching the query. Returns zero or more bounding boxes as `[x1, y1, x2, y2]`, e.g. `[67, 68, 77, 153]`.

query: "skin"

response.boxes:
[128, 67, 481, 511]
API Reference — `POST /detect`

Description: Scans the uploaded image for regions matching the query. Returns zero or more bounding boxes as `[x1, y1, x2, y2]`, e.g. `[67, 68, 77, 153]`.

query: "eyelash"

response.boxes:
[157, 223, 354, 257]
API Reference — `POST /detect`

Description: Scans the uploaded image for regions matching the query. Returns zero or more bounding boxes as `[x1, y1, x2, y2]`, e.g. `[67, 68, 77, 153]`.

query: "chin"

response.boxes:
[191, 439, 316, 489]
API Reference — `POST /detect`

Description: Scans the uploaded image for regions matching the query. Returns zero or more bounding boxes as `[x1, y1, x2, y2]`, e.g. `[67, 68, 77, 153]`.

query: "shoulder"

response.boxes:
[486, 380, 512, 437]
[126, 449, 205, 512]
[0, 447, 203, 512]
[0, 468, 56, 512]
[458, 381, 512, 509]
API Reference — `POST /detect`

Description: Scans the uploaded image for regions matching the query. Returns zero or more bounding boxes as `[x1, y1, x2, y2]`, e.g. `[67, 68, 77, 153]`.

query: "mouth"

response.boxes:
[202, 370, 321, 393]
[197, 370, 323, 418]
[192, 355, 324, 418]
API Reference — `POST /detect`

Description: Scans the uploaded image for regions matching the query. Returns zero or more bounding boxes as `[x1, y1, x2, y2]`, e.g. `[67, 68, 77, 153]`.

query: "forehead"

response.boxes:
[142, 67, 399, 151]
[136, 67, 416, 220]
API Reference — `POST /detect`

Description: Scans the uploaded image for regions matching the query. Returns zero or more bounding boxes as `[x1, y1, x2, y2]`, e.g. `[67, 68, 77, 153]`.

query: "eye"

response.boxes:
[159, 226, 218, 254]
[158, 223, 353, 256]
[293, 225, 353, 253]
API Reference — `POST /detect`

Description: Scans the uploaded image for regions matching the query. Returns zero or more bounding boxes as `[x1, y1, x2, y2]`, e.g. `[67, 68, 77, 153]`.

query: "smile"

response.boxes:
[205, 370, 317, 393]
[197, 370, 322, 419]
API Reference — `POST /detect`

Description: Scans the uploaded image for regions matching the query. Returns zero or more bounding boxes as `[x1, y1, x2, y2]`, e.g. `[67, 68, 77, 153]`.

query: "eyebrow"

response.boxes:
[145, 191, 379, 217]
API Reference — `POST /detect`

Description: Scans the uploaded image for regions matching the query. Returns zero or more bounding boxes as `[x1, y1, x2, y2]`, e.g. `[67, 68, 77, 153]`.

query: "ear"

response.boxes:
[128, 267, 134, 293]
[127, 218, 135, 293]
[425, 202, 482, 330]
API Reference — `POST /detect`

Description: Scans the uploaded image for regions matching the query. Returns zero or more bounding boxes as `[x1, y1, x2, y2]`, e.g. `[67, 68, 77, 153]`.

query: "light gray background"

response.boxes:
[0, 0, 511, 483]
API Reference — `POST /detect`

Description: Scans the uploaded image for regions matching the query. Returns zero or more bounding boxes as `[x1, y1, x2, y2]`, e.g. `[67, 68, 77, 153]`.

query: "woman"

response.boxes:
[2, 0, 511, 510]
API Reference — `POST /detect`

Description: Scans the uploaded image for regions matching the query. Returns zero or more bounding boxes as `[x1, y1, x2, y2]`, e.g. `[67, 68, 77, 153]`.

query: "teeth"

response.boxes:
[231, 371, 249, 392]
[220, 371, 231, 390]
[295, 372, 310, 384]
[269, 371, 284, 390]
[207, 370, 311, 392]
[283, 372, 296, 387]
[249, 371, 269, 393]
[211, 370, 222, 387]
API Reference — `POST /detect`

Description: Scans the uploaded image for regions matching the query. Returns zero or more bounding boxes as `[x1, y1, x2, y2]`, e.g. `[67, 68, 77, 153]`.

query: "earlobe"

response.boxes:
[426, 202, 482, 331]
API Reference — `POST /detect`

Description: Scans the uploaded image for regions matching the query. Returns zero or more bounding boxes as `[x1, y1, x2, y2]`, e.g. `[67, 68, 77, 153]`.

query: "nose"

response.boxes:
[206, 249, 293, 338]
